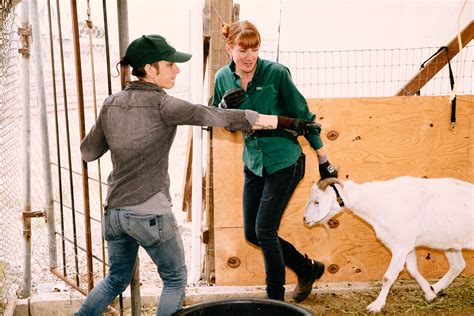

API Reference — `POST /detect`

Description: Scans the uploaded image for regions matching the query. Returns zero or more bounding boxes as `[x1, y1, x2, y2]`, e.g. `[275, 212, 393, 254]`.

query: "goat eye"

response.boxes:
[313, 201, 319, 205]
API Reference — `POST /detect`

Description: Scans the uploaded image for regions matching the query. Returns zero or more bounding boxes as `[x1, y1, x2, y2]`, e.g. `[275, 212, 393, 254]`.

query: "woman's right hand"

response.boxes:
[220, 88, 246, 109]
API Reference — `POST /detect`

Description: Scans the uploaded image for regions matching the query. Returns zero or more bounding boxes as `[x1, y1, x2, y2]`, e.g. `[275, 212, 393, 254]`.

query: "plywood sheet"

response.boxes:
[212, 95, 473, 285]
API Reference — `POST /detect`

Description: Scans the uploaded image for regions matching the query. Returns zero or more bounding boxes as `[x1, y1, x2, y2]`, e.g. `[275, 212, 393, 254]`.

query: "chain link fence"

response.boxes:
[0, 0, 23, 312]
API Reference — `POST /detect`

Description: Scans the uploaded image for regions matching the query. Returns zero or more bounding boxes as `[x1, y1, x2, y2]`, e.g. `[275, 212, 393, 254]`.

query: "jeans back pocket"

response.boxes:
[125, 213, 163, 247]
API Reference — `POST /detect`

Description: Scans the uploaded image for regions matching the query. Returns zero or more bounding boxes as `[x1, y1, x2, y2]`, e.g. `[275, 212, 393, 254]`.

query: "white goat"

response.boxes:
[303, 176, 473, 313]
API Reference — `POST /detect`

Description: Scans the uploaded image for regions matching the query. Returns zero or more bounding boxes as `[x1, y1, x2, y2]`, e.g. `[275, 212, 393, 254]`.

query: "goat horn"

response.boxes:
[318, 177, 344, 191]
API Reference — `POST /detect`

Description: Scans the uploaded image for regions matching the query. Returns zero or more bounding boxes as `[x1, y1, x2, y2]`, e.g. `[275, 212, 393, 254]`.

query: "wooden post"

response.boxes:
[204, 0, 234, 283]
[397, 21, 473, 96]
[207, 0, 233, 93]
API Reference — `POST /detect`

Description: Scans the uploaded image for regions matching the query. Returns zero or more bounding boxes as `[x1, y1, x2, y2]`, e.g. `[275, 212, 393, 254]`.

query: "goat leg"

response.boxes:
[367, 249, 409, 313]
[431, 250, 466, 294]
[405, 249, 436, 301]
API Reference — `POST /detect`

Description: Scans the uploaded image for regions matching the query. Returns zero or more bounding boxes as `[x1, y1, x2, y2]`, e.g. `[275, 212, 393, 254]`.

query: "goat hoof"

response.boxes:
[366, 302, 383, 313]
[425, 292, 436, 302]
[432, 286, 445, 296]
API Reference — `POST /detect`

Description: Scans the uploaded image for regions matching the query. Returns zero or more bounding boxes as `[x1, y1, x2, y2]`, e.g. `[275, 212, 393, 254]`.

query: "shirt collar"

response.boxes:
[125, 80, 165, 92]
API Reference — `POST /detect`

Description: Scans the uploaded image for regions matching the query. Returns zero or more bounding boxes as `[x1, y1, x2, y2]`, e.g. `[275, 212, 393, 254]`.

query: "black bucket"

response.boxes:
[173, 298, 313, 316]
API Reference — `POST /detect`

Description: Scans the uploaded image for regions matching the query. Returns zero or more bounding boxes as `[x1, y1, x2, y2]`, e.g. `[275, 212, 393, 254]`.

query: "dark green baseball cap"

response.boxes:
[123, 34, 192, 68]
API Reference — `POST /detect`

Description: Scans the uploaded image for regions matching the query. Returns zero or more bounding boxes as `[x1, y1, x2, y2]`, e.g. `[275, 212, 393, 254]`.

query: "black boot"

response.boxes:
[292, 254, 325, 303]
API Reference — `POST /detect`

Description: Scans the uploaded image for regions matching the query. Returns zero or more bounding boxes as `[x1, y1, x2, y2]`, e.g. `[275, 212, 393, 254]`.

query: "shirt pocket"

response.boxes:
[124, 213, 163, 247]
[251, 84, 279, 112]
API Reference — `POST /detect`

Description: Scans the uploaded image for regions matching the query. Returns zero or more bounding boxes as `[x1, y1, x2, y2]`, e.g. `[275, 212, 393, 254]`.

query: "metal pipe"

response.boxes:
[56, 0, 80, 284]
[50, 268, 119, 314]
[70, 0, 94, 291]
[116, 2, 137, 314]
[31, 0, 57, 271]
[51, 201, 102, 224]
[86, 0, 107, 278]
[20, 0, 31, 298]
[117, 0, 130, 88]
[102, 0, 112, 96]
[50, 161, 106, 185]
[55, 232, 106, 263]
[46, 0, 64, 273]
[50, 267, 87, 296]
[190, 0, 205, 283]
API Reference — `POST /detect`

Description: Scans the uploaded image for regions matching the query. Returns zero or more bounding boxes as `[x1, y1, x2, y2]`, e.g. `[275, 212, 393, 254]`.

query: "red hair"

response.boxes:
[221, 20, 261, 49]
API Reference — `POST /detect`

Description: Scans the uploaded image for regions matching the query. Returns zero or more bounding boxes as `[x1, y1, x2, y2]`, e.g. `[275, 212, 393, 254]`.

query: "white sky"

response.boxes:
[125, 0, 473, 52]
[238, 0, 473, 50]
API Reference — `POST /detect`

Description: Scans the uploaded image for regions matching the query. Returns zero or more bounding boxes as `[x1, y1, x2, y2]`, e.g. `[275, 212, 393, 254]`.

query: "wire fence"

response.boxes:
[260, 45, 473, 98]
[0, 0, 23, 312]
[0, 0, 473, 313]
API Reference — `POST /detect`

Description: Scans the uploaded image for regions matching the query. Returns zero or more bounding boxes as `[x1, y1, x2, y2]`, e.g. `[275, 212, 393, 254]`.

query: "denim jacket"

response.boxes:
[80, 81, 257, 210]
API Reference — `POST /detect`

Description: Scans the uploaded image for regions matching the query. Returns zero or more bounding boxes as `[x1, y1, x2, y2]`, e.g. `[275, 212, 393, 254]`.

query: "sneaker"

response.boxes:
[292, 255, 325, 303]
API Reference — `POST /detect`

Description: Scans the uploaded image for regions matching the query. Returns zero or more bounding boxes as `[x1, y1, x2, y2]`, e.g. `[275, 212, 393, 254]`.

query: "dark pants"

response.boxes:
[243, 154, 306, 300]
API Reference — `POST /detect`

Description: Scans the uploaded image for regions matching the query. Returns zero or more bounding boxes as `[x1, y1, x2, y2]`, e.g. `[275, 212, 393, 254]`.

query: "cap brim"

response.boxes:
[166, 51, 192, 63]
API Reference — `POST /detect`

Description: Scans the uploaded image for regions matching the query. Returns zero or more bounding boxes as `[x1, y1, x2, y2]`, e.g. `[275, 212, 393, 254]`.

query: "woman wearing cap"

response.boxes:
[76, 34, 318, 316]
[212, 21, 338, 302]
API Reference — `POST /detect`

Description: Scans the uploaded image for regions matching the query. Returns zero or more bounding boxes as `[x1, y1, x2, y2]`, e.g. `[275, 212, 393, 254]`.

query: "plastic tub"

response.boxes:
[173, 298, 313, 316]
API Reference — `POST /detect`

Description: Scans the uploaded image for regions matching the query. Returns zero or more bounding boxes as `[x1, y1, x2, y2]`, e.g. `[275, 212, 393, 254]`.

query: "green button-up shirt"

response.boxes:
[213, 58, 323, 176]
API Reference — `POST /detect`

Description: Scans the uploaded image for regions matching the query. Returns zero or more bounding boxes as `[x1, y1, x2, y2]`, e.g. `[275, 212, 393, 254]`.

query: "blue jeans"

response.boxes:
[243, 154, 307, 300]
[75, 209, 187, 316]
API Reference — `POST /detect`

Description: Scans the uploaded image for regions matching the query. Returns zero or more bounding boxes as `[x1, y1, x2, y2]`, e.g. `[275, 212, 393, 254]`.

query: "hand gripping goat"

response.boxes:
[303, 176, 473, 313]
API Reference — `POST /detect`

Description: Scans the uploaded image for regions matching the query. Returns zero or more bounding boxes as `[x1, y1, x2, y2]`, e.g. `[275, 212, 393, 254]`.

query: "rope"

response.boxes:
[449, 0, 469, 128]
[210, 3, 226, 25]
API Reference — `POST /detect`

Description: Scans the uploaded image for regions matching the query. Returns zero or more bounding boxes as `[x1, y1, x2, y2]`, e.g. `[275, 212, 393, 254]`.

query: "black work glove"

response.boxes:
[319, 161, 338, 179]
[219, 88, 246, 109]
[277, 116, 319, 137]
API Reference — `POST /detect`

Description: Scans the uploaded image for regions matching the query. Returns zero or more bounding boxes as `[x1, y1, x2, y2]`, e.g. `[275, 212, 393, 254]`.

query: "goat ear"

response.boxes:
[318, 177, 343, 191]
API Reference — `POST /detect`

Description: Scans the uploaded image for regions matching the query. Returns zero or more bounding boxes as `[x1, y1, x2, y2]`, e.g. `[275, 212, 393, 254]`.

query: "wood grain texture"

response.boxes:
[213, 96, 473, 285]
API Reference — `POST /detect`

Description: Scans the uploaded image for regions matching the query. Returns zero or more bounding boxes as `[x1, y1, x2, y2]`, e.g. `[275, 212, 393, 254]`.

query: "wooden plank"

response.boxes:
[397, 21, 474, 96]
[213, 95, 474, 285]
[215, 222, 474, 285]
[181, 127, 193, 220]
[314, 96, 472, 182]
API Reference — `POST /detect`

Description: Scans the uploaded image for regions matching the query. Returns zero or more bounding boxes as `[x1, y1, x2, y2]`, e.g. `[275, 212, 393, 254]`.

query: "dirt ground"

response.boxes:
[298, 276, 474, 315]
[133, 276, 473, 315]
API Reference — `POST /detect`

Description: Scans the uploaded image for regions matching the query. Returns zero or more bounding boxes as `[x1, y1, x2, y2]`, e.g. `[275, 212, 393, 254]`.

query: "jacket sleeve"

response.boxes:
[80, 112, 109, 162]
[277, 66, 324, 149]
[159, 94, 257, 132]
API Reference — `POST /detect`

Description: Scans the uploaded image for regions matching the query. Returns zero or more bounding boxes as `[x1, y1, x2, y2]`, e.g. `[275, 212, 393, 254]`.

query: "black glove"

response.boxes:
[219, 88, 246, 109]
[319, 161, 338, 179]
[277, 116, 318, 136]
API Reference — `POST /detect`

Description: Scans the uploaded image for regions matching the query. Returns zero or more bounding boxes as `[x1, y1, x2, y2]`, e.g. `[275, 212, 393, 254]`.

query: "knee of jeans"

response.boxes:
[163, 265, 187, 288]
[177, 265, 187, 286]
[244, 229, 259, 246]
[256, 229, 278, 246]
[108, 273, 133, 292]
